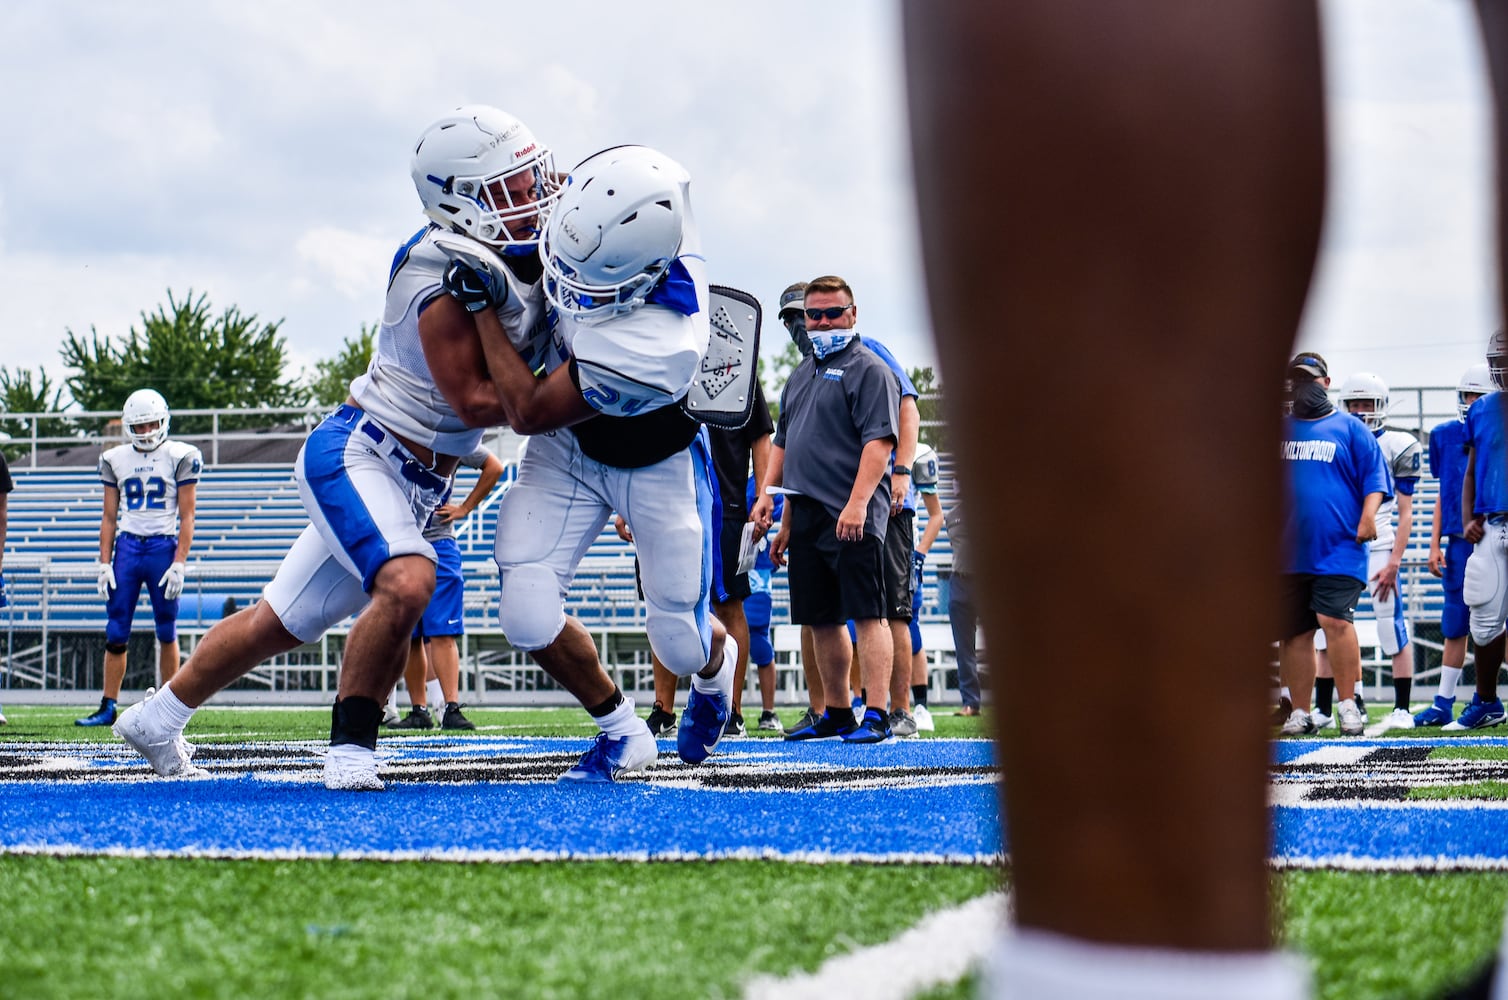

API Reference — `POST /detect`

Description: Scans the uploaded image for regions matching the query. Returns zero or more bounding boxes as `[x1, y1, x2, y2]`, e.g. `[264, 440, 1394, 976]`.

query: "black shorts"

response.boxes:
[717, 515, 751, 602]
[1279, 573, 1366, 640]
[883, 508, 916, 622]
[785, 496, 887, 625]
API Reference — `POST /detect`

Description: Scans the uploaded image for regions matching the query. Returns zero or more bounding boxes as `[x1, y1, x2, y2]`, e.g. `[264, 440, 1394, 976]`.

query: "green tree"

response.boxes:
[909, 365, 947, 450]
[306, 324, 377, 406]
[760, 338, 805, 424]
[60, 290, 302, 433]
[0, 365, 72, 461]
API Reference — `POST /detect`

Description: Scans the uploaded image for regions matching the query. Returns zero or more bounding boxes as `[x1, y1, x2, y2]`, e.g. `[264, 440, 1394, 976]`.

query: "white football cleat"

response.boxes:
[1336, 698, 1365, 736]
[1278, 709, 1316, 736]
[114, 702, 205, 777]
[324, 744, 383, 791]
[1364, 707, 1417, 738]
[912, 704, 936, 732]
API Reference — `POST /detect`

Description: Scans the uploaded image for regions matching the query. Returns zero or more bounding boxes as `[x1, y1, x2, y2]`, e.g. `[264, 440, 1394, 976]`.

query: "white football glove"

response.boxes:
[158, 561, 187, 600]
[96, 562, 117, 599]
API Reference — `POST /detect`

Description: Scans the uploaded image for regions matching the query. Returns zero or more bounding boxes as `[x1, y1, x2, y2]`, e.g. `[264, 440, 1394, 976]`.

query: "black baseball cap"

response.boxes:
[1289, 351, 1328, 378]
[778, 282, 806, 317]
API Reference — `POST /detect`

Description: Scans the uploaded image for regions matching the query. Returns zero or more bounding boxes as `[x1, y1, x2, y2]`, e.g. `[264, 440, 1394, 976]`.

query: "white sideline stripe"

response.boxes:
[0, 843, 1005, 866]
[741, 891, 1005, 1000]
[1284, 745, 1375, 766]
[1272, 854, 1508, 872]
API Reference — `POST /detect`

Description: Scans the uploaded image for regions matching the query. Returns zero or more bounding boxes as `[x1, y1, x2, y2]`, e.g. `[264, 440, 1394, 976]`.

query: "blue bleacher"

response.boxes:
[1, 453, 1449, 644]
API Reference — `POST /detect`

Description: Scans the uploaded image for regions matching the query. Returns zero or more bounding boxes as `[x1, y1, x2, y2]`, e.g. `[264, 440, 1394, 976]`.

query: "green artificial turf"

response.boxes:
[0, 856, 999, 1000]
[1281, 871, 1508, 1000]
[13, 705, 1508, 999]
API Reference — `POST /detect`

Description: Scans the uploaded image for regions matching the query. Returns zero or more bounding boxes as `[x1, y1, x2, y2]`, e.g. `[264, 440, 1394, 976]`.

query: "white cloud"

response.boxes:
[0, 0, 1494, 401]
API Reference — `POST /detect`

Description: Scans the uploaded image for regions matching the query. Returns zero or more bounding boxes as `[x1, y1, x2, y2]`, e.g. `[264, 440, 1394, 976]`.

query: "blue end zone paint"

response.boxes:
[0, 738, 1001, 864]
[1273, 736, 1508, 869]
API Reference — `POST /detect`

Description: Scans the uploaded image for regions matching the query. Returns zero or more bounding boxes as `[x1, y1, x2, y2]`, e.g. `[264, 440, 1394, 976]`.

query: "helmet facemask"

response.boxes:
[411, 106, 562, 250]
[1337, 372, 1389, 431]
[121, 389, 170, 452]
[540, 146, 689, 325]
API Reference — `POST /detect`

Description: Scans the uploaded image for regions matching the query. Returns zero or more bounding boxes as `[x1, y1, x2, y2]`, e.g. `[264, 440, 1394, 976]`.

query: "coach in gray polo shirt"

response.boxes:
[752, 274, 900, 744]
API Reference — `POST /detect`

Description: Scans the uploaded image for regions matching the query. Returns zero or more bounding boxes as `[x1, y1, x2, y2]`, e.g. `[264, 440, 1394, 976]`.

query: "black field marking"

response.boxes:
[1273, 744, 1508, 805]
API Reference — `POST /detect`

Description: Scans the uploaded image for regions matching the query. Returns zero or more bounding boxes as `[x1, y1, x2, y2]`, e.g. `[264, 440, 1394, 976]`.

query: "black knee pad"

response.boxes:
[105, 642, 129, 655]
[330, 696, 381, 750]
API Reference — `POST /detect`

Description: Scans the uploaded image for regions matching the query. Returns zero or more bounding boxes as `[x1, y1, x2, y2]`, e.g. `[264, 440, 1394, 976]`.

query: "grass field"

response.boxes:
[3, 703, 1508, 999]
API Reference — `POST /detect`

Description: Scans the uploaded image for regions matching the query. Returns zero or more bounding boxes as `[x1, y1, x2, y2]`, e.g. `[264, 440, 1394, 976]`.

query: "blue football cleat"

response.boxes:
[676, 685, 730, 764]
[75, 697, 117, 727]
[557, 730, 658, 784]
[784, 712, 846, 742]
[841, 708, 894, 745]
[1414, 695, 1455, 727]
[1442, 694, 1507, 732]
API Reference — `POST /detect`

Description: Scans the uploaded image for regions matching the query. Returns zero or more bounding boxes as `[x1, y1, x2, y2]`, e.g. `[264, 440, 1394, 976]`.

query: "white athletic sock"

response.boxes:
[985, 929, 1312, 1000]
[691, 637, 738, 699]
[426, 679, 444, 708]
[145, 683, 196, 735]
[385, 687, 399, 712]
[596, 697, 644, 739]
[1440, 666, 1464, 700]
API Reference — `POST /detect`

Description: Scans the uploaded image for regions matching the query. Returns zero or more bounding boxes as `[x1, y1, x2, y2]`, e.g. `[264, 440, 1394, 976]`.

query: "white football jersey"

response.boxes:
[351, 226, 552, 456]
[1373, 426, 1423, 551]
[99, 440, 202, 537]
[540, 219, 709, 418]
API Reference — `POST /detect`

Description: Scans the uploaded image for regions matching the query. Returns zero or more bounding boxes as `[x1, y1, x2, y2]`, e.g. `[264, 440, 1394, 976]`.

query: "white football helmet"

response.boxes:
[1490, 329, 1508, 390]
[410, 106, 560, 248]
[122, 388, 170, 451]
[1337, 372, 1389, 430]
[912, 443, 940, 490]
[540, 145, 690, 323]
[1458, 362, 1496, 420]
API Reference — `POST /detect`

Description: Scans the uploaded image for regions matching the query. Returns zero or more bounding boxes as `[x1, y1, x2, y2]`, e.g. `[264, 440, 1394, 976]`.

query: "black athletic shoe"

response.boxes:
[389, 705, 434, 730]
[440, 702, 475, 731]
[785, 712, 845, 741]
[646, 703, 677, 737]
[723, 711, 746, 738]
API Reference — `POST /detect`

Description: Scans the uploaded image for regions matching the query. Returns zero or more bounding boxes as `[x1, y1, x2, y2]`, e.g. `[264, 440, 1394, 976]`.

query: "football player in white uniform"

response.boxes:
[77, 389, 201, 727]
[1316, 373, 1424, 734]
[449, 144, 738, 783]
[115, 106, 560, 788]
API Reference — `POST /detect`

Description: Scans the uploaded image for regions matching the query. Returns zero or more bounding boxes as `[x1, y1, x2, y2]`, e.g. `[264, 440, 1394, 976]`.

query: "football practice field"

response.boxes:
[6, 706, 1508, 999]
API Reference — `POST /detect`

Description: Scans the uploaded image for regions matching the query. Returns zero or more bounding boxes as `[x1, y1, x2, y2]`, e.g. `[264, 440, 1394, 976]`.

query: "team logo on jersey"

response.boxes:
[822, 367, 844, 382]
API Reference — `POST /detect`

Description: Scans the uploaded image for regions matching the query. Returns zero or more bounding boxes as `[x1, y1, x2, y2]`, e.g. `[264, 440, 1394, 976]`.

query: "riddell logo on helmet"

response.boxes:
[513, 143, 537, 160]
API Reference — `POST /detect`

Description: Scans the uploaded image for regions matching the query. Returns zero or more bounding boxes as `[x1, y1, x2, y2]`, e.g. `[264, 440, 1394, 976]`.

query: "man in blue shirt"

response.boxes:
[1447, 332, 1508, 731]
[1277, 352, 1390, 736]
[1416, 363, 1496, 725]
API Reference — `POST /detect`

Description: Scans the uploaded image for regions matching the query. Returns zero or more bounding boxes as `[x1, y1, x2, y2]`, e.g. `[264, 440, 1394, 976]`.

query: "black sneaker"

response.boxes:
[723, 711, 746, 738]
[389, 705, 434, 730]
[842, 708, 894, 744]
[787, 707, 821, 734]
[785, 711, 846, 741]
[646, 702, 678, 737]
[440, 702, 475, 731]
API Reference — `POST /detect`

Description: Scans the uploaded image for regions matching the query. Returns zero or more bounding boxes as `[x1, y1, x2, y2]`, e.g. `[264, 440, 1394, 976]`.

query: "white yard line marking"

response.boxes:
[741, 890, 1006, 1000]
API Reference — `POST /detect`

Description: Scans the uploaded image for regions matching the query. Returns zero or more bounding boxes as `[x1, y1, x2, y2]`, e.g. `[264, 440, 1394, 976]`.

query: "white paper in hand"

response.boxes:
[736, 521, 759, 575]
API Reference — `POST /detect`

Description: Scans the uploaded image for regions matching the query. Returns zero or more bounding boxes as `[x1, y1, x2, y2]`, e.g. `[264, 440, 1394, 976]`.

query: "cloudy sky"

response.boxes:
[0, 0, 1497, 408]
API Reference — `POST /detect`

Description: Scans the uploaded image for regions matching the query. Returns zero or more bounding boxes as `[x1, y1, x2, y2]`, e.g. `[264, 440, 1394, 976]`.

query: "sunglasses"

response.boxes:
[805, 304, 854, 321]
